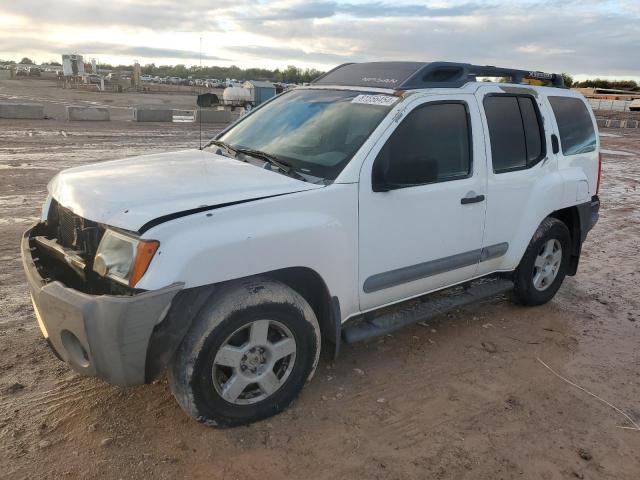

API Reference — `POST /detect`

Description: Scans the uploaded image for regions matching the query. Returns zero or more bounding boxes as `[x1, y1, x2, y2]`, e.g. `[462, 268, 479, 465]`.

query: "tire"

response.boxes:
[512, 217, 571, 306]
[168, 277, 321, 427]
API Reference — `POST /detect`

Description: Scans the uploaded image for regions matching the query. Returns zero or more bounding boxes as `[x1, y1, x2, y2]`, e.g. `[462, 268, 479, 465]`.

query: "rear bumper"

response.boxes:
[21, 226, 183, 386]
[578, 195, 600, 242]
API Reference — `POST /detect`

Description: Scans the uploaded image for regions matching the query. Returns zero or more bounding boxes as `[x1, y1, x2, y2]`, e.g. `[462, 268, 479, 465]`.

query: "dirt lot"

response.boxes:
[0, 71, 224, 121]
[1, 77, 639, 479]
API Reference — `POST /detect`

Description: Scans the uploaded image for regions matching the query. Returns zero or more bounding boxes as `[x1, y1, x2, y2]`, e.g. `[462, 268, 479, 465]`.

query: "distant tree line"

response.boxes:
[2, 58, 637, 90]
[95, 63, 325, 84]
[572, 78, 638, 91]
[0, 57, 60, 66]
[1, 58, 324, 83]
[535, 74, 638, 91]
[483, 73, 638, 91]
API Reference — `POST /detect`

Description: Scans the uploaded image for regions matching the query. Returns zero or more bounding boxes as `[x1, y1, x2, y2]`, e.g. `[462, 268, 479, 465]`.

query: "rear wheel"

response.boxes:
[513, 217, 571, 306]
[168, 278, 320, 427]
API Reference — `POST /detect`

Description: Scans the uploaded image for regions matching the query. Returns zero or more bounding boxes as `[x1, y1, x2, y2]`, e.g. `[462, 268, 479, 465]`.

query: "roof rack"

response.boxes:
[312, 61, 565, 90]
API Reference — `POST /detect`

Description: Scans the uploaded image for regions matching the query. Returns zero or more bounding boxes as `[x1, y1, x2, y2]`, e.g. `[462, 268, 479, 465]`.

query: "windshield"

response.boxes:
[215, 89, 396, 180]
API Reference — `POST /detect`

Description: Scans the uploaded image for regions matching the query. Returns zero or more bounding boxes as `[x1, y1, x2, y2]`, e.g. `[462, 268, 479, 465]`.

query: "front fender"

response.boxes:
[136, 184, 360, 320]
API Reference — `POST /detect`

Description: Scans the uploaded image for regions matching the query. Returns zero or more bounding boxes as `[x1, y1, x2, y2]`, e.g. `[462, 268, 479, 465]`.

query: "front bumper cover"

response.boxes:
[21, 226, 184, 386]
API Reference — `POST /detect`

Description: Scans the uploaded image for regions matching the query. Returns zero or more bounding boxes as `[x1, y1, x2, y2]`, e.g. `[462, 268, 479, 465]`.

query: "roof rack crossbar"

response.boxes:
[401, 62, 565, 89]
[312, 61, 565, 89]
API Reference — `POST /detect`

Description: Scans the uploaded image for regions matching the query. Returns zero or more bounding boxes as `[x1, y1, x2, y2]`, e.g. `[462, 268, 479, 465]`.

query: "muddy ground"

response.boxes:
[1, 76, 639, 479]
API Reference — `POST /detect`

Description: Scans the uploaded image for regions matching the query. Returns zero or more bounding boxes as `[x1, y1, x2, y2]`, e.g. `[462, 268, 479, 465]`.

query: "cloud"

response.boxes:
[336, 2, 489, 18]
[226, 2, 640, 77]
[225, 44, 359, 63]
[0, 0, 234, 29]
[80, 43, 228, 61]
[0, 36, 227, 62]
[0, 0, 638, 78]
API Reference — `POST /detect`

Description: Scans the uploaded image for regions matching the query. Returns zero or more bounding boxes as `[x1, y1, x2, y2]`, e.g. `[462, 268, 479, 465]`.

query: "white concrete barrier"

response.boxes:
[67, 106, 110, 121]
[0, 102, 44, 119]
[134, 107, 173, 122]
[194, 109, 233, 124]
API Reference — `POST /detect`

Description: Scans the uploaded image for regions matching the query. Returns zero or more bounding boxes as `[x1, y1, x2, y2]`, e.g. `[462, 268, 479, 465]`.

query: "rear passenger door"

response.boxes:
[476, 89, 554, 275]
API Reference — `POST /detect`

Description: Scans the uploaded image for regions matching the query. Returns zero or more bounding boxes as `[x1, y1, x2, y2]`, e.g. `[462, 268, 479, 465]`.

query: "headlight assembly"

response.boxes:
[93, 229, 159, 287]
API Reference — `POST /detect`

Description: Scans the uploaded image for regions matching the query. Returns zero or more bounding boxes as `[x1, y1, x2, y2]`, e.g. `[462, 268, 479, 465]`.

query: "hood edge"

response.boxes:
[138, 190, 307, 234]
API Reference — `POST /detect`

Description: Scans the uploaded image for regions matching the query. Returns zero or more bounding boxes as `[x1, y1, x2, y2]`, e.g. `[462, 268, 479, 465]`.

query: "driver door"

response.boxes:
[358, 95, 488, 311]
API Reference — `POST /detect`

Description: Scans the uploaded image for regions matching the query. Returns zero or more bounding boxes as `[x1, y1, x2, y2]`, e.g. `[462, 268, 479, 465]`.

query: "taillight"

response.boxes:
[596, 152, 602, 195]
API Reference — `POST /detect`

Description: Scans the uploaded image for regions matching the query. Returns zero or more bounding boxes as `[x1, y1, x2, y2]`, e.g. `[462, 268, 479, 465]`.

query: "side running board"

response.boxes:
[342, 278, 514, 344]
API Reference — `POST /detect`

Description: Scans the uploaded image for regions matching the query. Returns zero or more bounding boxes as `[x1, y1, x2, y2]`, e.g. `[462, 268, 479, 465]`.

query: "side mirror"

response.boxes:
[373, 157, 439, 192]
[551, 134, 560, 154]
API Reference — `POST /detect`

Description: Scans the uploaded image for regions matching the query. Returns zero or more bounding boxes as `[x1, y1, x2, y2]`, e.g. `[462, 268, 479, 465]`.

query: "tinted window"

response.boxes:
[519, 97, 543, 163]
[548, 96, 596, 155]
[374, 103, 471, 187]
[484, 95, 545, 172]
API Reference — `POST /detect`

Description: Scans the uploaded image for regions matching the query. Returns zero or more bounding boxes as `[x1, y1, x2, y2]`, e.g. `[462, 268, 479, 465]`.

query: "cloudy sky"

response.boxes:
[0, 0, 639, 79]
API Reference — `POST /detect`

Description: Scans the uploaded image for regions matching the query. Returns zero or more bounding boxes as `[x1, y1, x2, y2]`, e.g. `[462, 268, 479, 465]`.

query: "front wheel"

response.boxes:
[168, 278, 321, 427]
[512, 217, 571, 306]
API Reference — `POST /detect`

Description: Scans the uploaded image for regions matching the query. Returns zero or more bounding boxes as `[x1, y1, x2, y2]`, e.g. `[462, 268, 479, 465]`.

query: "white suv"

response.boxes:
[22, 62, 600, 426]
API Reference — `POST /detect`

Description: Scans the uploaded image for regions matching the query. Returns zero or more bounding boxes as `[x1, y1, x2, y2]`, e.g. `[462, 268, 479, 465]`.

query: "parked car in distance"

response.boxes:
[22, 61, 600, 427]
[86, 74, 102, 84]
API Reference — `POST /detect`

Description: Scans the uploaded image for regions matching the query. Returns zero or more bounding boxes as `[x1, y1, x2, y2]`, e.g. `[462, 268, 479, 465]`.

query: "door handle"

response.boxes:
[460, 194, 485, 205]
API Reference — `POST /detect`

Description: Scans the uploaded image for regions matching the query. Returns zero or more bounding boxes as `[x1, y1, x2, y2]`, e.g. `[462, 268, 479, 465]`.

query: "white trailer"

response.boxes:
[62, 54, 85, 77]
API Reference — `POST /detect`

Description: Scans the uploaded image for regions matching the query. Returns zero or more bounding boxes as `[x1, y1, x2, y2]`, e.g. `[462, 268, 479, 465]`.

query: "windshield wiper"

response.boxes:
[207, 140, 238, 158]
[235, 148, 307, 182]
[207, 141, 307, 182]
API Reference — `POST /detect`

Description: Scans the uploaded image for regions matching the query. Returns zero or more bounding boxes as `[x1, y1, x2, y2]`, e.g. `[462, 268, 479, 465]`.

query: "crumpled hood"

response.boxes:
[49, 149, 321, 232]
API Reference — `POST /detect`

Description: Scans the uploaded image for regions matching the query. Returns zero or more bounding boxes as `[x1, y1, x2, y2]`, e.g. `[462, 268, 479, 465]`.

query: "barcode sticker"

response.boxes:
[351, 94, 397, 107]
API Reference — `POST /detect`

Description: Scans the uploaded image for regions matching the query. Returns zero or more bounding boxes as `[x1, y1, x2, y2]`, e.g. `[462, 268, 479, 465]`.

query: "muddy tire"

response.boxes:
[512, 217, 571, 306]
[168, 277, 320, 427]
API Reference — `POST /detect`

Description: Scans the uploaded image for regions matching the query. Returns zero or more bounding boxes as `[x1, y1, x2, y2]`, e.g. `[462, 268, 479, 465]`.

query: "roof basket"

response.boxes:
[312, 61, 565, 90]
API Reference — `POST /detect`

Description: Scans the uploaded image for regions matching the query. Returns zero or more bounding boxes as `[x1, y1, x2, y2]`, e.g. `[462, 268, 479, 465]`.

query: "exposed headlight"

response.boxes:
[93, 229, 159, 287]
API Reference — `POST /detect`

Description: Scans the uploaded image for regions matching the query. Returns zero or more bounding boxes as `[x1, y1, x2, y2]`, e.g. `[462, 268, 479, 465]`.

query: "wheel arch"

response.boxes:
[147, 266, 341, 382]
[549, 205, 582, 276]
[264, 266, 341, 359]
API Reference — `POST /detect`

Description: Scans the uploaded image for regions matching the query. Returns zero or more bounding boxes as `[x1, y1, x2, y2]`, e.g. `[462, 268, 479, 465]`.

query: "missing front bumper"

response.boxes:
[21, 225, 184, 386]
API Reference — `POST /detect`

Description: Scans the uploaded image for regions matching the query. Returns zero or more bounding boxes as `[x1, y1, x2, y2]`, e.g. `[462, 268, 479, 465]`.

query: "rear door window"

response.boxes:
[548, 96, 597, 155]
[484, 95, 545, 173]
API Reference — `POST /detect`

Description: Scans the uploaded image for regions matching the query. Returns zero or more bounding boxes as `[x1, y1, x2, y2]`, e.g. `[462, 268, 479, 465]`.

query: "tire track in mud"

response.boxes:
[0, 375, 107, 433]
[0, 373, 120, 472]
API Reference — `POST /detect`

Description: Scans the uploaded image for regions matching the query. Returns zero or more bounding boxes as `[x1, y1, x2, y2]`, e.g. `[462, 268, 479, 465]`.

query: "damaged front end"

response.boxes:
[31, 199, 139, 295]
[22, 200, 184, 386]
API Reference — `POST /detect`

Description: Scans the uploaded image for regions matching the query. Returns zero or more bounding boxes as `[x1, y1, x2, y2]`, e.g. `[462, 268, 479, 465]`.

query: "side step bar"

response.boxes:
[342, 278, 514, 344]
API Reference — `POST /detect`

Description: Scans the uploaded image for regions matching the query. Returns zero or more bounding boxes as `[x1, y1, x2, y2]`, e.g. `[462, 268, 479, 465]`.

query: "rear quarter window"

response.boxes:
[548, 96, 597, 155]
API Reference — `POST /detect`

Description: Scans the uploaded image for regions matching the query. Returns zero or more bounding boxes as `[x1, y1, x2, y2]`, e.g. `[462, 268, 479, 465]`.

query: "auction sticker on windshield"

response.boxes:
[351, 94, 397, 107]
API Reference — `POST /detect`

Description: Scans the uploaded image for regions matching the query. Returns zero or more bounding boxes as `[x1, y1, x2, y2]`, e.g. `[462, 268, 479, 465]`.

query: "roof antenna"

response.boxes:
[198, 36, 203, 150]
